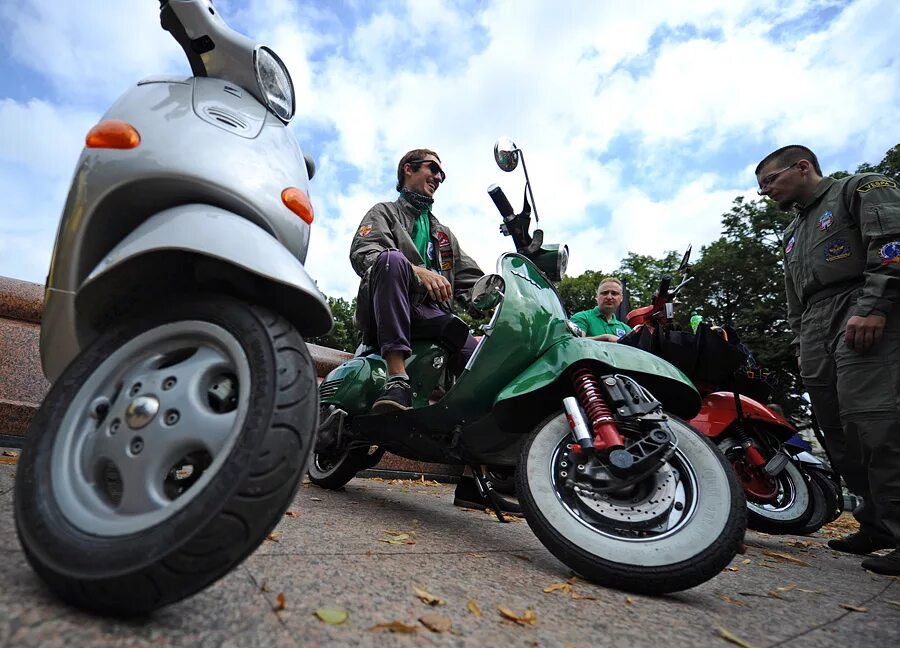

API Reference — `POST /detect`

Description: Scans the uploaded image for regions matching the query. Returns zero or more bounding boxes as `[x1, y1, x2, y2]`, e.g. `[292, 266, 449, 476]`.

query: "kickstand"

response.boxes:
[471, 465, 507, 523]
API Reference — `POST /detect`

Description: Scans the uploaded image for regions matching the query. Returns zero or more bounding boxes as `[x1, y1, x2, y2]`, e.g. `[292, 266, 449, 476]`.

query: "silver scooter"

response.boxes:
[14, 0, 331, 615]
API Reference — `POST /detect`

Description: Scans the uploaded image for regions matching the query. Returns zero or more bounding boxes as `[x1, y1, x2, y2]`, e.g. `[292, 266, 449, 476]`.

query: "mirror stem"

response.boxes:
[519, 151, 540, 224]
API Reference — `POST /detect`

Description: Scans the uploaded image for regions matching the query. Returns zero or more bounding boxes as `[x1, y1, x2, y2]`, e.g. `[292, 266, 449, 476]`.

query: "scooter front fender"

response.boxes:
[494, 337, 701, 420]
[689, 392, 797, 439]
[43, 205, 332, 380]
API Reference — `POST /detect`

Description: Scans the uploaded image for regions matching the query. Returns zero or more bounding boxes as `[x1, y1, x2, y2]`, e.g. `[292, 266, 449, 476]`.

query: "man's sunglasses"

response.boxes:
[408, 159, 446, 182]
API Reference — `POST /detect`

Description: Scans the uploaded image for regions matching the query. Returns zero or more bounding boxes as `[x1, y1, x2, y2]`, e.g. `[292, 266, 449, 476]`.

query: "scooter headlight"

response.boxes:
[254, 46, 294, 122]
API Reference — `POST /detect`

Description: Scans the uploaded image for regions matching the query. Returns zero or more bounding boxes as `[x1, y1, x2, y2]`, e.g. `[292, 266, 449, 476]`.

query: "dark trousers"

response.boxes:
[800, 290, 900, 543]
[368, 250, 477, 374]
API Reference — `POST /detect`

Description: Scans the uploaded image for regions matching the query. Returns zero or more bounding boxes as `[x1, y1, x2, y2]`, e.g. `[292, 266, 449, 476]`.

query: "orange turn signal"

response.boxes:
[281, 187, 314, 224]
[85, 120, 141, 149]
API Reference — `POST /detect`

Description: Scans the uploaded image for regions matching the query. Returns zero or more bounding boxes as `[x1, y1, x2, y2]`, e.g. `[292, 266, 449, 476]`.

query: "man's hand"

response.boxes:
[591, 334, 620, 342]
[844, 314, 886, 352]
[412, 265, 452, 302]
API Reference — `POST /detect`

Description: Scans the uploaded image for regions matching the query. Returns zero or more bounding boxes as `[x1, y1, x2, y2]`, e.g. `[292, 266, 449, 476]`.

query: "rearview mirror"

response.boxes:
[471, 274, 506, 311]
[493, 137, 519, 172]
[678, 245, 692, 273]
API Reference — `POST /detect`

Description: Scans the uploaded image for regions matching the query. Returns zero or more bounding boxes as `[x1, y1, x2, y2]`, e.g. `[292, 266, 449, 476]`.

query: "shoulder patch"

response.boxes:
[879, 242, 900, 266]
[857, 178, 897, 193]
[358, 224, 373, 237]
[785, 236, 795, 254]
[818, 211, 833, 231]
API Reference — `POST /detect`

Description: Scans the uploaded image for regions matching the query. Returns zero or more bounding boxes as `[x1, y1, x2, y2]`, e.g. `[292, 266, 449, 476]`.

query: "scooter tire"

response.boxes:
[517, 412, 746, 594]
[14, 295, 318, 615]
[308, 447, 385, 490]
[806, 468, 843, 524]
[792, 474, 830, 536]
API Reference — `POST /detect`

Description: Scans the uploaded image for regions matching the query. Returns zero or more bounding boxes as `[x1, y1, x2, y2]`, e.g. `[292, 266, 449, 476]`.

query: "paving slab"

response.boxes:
[1, 453, 898, 647]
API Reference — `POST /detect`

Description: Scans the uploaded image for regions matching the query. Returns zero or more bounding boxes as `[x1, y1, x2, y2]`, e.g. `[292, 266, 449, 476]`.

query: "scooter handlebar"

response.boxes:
[487, 184, 515, 219]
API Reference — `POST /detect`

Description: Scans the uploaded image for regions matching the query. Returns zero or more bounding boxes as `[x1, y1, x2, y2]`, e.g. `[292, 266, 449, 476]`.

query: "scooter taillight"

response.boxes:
[85, 120, 141, 149]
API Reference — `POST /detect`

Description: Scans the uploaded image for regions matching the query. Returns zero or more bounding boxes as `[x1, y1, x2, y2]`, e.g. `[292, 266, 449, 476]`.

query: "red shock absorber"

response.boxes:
[568, 366, 625, 452]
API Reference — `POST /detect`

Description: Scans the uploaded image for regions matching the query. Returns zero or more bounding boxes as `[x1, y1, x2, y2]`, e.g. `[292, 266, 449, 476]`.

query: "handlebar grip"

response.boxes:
[487, 184, 515, 219]
[657, 276, 671, 299]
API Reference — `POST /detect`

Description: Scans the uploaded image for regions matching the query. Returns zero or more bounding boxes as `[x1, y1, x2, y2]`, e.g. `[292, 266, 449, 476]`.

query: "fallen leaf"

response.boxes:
[315, 607, 349, 624]
[571, 593, 597, 601]
[725, 566, 740, 572]
[419, 614, 452, 633]
[886, 600, 900, 609]
[761, 550, 811, 566]
[768, 584, 797, 599]
[310, 497, 322, 501]
[625, 596, 633, 605]
[718, 627, 758, 648]
[467, 599, 482, 616]
[274, 592, 286, 611]
[839, 603, 868, 613]
[368, 620, 418, 633]
[514, 554, 532, 561]
[498, 606, 537, 625]
[2, 450, 19, 457]
[413, 586, 444, 606]
[543, 582, 573, 594]
[266, 531, 282, 542]
[284, 510, 301, 518]
[741, 559, 752, 565]
[380, 530, 417, 545]
[718, 594, 746, 606]
[0, 457, 18, 465]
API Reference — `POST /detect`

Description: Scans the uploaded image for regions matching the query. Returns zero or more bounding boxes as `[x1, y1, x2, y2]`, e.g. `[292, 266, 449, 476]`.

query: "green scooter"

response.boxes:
[310, 138, 745, 594]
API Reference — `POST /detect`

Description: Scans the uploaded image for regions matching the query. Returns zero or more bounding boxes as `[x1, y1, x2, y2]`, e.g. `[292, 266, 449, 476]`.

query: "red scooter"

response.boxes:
[619, 249, 838, 535]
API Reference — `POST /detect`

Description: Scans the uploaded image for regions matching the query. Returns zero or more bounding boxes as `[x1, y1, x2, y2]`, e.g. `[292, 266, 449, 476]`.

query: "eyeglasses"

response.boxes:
[408, 159, 446, 182]
[757, 162, 798, 194]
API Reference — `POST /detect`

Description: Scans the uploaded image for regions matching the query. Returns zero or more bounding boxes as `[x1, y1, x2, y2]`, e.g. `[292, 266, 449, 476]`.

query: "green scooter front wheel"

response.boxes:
[516, 411, 746, 594]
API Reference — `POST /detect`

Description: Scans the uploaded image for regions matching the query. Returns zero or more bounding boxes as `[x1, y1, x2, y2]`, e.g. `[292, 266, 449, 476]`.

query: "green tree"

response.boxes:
[558, 269, 607, 315]
[616, 250, 683, 310]
[308, 296, 359, 352]
[680, 197, 800, 415]
[856, 143, 900, 180]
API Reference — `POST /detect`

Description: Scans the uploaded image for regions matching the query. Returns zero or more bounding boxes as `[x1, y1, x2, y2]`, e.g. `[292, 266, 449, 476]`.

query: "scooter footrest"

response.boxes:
[763, 451, 789, 476]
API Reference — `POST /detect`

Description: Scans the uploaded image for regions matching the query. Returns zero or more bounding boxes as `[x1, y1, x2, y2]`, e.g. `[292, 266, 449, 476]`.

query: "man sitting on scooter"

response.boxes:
[570, 277, 632, 342]
[350, 149, 521, 513]
[350, 148, 484, 413]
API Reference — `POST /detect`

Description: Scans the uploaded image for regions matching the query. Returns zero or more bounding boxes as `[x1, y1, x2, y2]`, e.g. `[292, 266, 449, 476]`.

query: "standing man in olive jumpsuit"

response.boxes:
[756, 144, 900, 575]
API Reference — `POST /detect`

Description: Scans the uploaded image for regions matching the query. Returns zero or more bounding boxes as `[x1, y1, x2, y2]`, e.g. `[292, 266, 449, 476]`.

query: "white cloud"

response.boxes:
[1, 0, 898, 302]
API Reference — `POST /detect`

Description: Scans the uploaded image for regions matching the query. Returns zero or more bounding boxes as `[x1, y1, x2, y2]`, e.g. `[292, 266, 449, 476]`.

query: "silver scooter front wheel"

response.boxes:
[14, 295, 318, 615]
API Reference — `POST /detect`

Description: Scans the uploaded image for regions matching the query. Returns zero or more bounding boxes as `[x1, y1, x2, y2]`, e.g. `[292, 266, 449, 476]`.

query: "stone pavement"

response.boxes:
[1, 452, 898, 648]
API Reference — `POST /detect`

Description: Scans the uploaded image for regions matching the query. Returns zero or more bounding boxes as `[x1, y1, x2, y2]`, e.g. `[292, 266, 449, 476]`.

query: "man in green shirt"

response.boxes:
[570, 277, 632, 341]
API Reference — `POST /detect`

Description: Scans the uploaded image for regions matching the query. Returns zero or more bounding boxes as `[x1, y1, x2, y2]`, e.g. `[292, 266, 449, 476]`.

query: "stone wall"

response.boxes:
[0, 276, 460, 479]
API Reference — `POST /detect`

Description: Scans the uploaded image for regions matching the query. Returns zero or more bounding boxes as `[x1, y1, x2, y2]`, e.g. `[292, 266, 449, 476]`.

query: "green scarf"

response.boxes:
[411, 209, 433, 269]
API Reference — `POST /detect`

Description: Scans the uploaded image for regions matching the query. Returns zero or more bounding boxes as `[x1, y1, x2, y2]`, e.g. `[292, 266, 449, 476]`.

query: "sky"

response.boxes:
[1, 0, 898, 301]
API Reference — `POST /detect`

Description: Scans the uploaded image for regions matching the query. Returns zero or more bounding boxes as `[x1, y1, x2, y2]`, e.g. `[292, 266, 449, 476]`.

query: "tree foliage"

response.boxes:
[308, 296, 359, 353]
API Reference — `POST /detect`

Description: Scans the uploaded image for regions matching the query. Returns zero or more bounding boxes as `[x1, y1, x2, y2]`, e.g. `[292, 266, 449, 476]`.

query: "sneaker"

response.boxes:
[827, 531, 895, 555]
[862, 548, 900, 575]
[372, 378, 412, 413]
[453, 476, 522, 515]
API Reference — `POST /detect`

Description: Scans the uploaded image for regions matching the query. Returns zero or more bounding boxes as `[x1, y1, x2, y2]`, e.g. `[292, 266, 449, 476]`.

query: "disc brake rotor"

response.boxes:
[732, 457, 779, 501]
[573, 465, 679, 525]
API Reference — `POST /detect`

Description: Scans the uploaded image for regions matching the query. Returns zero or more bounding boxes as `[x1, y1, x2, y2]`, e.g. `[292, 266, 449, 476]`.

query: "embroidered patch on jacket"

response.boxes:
[818, 211, 833, 231]
[615, 328, 627, 338]
[824, 239, 851, 262]
[879, 241, 900, 266]
[785, 236, 795, 254]
[436, 231, 452, 270]
[358, 224, 373, 237]
[857, 179, 897, 193]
